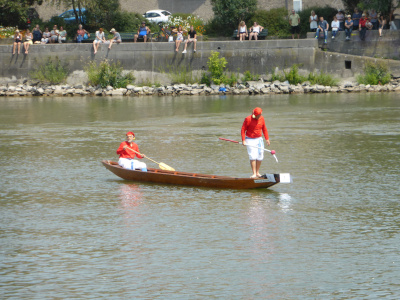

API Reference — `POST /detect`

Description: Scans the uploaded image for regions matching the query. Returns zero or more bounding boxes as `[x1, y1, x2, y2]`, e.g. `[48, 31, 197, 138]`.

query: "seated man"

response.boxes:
[76, 24, 90, 43]
[182, 25, 197, 53]
[116, 132, 147, 171]
[134, 21, 150, 43]
[315, 16, 329, 43]
[49, 25, 59, 43]
[32, 24, 42, 44]
[108, 28, 121, 49]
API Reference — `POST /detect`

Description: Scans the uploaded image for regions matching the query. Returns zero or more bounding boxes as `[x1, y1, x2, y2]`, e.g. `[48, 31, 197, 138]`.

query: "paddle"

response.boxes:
[219, 137, 279, 163]
[126, 147, 175, 171]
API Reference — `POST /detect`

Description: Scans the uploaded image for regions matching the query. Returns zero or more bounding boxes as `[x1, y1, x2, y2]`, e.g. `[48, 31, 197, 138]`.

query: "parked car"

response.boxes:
[143, 10, 171, 24]
[53, 8, 87, 24]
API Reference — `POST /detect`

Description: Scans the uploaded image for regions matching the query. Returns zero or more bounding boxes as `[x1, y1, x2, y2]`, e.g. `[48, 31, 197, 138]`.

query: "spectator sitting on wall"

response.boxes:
[76, 24, 90, 43]
[344, 15, 353, 40]
[41, 27, 50, 44]
[93, 28, 107, 54]
[369, 9, 378, 30]
[58, 26, 67, 43]
[309, 10, 318, 32]
[182, 25, 197, 53]
[331, 16, 340, 39]
[172, 25, 186, 52]
[366, 17, 373, 30]
[289, 9, 300, 39]
[237, 21, 248, 41]
[336, 9, 345, 30]
[352, 8, 362, 30]
[12, 30, 22, 55]
[32, 24, 42, 44]
[359, 14, 368, 41]
[50, 25, 59, 43]
[315, 16, 329, 44]
[249, 22, 264, 40]
[108, 28, 122, 49]
[23, 29, 33, 54]
[134, 21, 151, 43]
[378, 15, 386, 37]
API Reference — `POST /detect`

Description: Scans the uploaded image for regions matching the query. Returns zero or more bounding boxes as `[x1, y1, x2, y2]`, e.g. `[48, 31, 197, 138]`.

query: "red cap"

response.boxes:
[126, 131, 135, 137]
[252, 107, 262, 118]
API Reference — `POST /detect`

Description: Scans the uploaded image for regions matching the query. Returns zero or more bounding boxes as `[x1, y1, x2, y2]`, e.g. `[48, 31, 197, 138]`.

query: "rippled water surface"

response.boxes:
[1, 93, 399, 299]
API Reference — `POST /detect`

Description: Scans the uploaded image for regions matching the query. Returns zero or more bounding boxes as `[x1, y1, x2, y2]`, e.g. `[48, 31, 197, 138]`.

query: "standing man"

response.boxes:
[289, 9, 300, 39]
[241, 107, 270, 178]
[116, 131, 147, 171]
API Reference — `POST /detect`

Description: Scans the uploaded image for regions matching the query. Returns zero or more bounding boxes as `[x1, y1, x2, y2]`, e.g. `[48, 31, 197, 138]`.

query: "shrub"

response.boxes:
[85, 60, 135, 88]
[112, 11, 150, 33]
[207, 51, 227, 85]
[30, 57, 69, 84]
[308, 71, 339, 86]
[357, 61, 391, 85]
[168, 14, 205, 34]
[249, 7, 290, 37]
[270, 69, 285, 82]
[284, 64, 306, 84]
[243, 70, 260, 82]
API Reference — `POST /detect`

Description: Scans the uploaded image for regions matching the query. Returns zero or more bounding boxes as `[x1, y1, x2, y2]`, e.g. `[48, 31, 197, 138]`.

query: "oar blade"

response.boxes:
[159, 162, 175, 171]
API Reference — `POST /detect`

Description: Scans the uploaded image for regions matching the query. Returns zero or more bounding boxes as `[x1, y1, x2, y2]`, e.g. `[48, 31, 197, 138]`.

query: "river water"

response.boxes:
[0, 93, 399, 299]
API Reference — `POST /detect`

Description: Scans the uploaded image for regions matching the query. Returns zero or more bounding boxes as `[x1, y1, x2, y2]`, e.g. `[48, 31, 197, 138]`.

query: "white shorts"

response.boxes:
[118, 158, 147, 171]
[245, 137, 264, 161]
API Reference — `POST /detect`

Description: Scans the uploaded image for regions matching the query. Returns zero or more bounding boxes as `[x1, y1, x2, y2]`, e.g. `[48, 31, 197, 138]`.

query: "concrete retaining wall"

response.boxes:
[2, 37, 400, 84]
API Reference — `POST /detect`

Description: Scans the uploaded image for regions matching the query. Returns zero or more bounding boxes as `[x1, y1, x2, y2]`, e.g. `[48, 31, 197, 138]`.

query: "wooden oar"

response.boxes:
[219, 137, 279, 163]
[126, 147, 175, 171]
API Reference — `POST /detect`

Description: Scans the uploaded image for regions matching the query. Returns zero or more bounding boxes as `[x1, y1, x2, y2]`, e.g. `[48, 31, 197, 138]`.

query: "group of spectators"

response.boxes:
[307, 8, 389, 43]
[288, 8, 390, 43]
[12, 21, 198, 55]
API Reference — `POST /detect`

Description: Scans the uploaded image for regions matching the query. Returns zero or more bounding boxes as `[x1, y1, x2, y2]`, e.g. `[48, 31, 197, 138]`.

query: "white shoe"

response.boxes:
[332, 36, 335, 39]
[182, 50, 187, 54]
[194, 49, 196, 53]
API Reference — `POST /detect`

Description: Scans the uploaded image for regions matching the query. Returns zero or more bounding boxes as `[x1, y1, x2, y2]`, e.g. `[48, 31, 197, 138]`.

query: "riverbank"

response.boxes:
[2, 78, 400, 97]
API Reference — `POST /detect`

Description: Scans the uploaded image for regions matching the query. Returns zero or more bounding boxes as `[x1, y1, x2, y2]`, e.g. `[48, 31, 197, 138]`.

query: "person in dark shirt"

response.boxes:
[182, 25, 197, 54]
[315, 16, 329, 43]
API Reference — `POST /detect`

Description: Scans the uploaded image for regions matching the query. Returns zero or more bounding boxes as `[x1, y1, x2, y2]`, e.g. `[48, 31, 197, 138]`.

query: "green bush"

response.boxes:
[357, 61, 391, 85]
[243, 70, 260, 82]
[85, 60, 135, 88]
[112, 11, 150, 32]
[207, 51, 228, 85]
[30, 57, 69, 84]
[249, 7, 290, 37]
[308, 71, 339, 86]
[284, 64, 306, 84]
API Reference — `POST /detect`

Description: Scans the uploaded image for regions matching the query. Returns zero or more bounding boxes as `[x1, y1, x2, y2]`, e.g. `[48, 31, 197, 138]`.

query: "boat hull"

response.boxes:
[102, 160, 281, 189]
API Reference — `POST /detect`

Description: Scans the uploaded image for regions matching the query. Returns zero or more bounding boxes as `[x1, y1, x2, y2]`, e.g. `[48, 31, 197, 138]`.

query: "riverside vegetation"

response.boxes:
[4, 51, 398, 97]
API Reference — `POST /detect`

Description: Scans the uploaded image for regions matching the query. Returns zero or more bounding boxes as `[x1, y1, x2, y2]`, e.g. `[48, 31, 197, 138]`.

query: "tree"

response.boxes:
[211, 0, 258, 35]
[0, 0, 43, 27]
[342, 0, 399, 17]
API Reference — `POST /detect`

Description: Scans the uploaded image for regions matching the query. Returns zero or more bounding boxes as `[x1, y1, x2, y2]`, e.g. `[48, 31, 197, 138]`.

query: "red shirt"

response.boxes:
[116, 141, 144, 159]
[241, 115, 269, 142]
[359, 17, 368, 28]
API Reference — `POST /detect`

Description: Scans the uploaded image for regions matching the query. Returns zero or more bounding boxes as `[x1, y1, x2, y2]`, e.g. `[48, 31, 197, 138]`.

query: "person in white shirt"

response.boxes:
[309, 10, 318, 32]
[331, 16, 340, 39]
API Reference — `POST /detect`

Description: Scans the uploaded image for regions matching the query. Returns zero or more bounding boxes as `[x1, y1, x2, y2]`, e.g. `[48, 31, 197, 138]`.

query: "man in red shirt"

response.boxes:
[116, 131, 147, 171]
[241, 107, 270, 178]
[359, 13, 368, 41]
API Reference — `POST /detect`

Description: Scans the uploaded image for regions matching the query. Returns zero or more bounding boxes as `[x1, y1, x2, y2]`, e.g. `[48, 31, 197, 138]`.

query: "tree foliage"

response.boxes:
[0, 0, 43, 28]
[210, 0, 257, 35]
[342, 0, 399, 17]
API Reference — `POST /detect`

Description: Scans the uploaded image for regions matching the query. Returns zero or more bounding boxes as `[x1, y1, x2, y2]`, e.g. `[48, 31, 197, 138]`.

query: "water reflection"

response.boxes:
[278, 193, 293, 213]
[119, 184, 143, 220]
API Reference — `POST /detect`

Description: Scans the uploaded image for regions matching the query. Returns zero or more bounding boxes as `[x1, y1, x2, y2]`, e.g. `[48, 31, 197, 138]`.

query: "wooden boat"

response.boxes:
[102, 160, 290, 189]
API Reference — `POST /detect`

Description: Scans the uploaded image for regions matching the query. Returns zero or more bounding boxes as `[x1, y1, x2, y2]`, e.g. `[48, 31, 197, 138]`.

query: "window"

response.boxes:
[293, 0, 302, 12]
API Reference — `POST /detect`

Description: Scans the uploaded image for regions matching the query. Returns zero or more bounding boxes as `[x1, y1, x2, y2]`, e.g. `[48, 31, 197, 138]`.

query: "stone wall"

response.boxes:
[2, 38, 400, 84]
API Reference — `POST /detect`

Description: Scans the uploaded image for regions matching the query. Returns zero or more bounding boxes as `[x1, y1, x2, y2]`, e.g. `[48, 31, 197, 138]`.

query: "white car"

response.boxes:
[143, 10, 171, 24]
